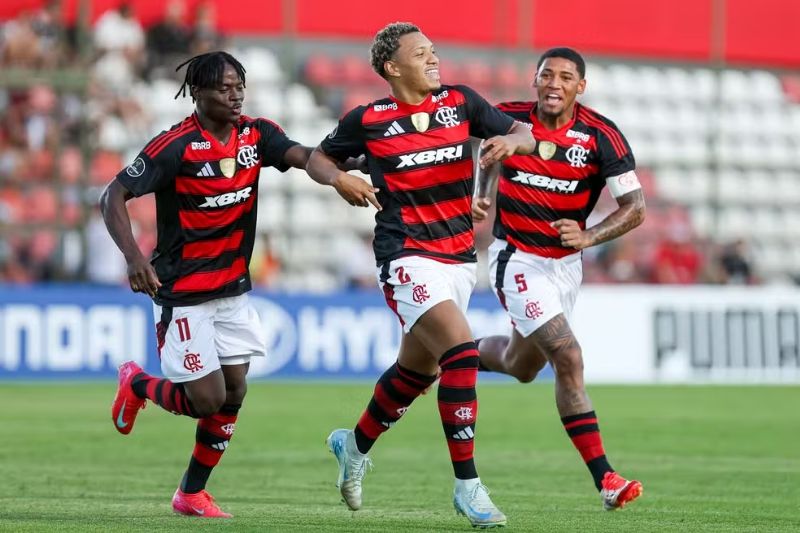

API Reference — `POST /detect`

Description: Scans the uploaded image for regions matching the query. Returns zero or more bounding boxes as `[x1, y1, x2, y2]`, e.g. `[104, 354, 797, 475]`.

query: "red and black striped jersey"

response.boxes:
[494, 101, 635, 258]
[321, 85, 514, 265]
[116, 113, 298, 306]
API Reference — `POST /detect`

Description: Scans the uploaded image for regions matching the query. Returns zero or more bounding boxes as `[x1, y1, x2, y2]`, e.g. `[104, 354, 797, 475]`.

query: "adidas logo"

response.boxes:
[384, 121, 406, 137]
[211, 440, 229, 451]
[451, 427, 474, 440]
[196, 162, 214, 177]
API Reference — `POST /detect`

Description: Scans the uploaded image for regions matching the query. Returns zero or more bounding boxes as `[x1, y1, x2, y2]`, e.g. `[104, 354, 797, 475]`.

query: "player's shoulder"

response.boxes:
[574, 103, 624, 134]
[142, 115, 200, 159]
[496, 100, 534, 118]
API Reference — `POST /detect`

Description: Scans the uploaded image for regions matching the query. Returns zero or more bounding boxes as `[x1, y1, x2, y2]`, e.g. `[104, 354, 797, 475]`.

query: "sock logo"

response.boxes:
[396, 407, 408, 417]
[220, 423, 235, 435]
[454, 406, 474, 421]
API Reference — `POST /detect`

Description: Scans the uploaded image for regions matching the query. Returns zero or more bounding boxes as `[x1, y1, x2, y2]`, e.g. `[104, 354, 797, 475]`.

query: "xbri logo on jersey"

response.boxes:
[512, 171, 579, 193]
[198, 186, 253, 208]
[397, 145, 463, 168]
[566, 144, 589, 168]
[237, 144, 259, 169]
[434, 106, 460, 128]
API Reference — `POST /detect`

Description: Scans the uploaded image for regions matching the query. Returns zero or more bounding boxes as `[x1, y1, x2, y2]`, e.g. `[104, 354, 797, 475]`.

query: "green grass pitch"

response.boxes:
[1, 382, 798, 532]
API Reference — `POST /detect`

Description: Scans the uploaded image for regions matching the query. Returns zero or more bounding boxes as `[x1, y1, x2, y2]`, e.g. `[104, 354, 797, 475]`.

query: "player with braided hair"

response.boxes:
[103, 51, 312, 518]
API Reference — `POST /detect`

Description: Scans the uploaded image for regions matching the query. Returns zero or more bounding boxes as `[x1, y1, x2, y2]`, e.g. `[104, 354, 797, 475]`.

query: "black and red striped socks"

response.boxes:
[438, 342, 480, 480]
[131, 372, 200, 418]
[181, 403, 240, 493]
[353, 363, 437, 454]
[562, 410, 613, 490]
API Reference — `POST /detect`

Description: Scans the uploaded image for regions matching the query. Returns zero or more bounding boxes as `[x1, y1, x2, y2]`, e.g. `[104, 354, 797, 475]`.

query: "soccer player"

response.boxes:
[102, 51, 313, 518]
[306, 22, 535, 528]
[472, 47, 645, 510]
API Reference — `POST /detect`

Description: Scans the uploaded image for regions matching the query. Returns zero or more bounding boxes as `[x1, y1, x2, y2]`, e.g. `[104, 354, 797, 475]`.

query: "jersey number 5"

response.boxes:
[514, 273, 528, 293]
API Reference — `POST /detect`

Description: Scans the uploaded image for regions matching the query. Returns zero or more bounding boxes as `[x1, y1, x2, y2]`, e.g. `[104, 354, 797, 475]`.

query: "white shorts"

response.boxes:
[488, 239, 583, 338]
[153, 293, 266, 383]
[377, 255, 477, 333]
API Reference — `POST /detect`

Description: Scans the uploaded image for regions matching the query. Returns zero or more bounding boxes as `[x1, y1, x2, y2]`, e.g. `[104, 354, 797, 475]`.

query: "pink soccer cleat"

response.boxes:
[172, 488, 232, 518]
[110, 361, 147, 435]
[600, 471, 643, 510]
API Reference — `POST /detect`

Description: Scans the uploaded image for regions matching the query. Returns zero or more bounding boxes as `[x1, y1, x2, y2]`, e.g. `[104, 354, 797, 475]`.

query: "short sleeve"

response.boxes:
[319, 106, 367, 162]
[115, 134, 182, 197]
[256, 119, 300, 172]
[457, 85, 515, 139]
[595, 121, 636, 179]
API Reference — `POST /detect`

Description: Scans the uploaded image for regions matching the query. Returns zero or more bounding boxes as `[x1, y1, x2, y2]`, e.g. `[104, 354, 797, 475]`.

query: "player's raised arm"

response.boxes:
[306, 146, 381, 210]
[99, 179, 161, 297]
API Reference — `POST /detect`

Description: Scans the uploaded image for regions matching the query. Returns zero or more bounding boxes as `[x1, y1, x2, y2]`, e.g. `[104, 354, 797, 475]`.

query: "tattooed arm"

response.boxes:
[552, 189, 646, 250]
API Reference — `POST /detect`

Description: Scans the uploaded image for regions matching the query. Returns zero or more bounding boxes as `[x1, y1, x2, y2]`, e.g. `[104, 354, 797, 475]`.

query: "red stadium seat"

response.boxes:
[780, 74, 800, 103]
[340, 54, 377, 86]
[90, 150, 123, 186]
[25, 185, 58, 223]
[304, 54, 338, 87]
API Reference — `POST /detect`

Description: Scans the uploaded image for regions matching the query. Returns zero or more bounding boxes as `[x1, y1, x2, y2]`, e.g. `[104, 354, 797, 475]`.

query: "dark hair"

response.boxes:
[537, 47, 586, 79]
[174, 51, 246, 100]
[370, 22, 421, 78]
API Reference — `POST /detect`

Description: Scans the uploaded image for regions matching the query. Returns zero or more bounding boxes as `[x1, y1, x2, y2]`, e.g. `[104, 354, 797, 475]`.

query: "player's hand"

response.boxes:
[332, 172, 381, 210]
[127, 256, 161, 298]
[479, 136, 518, 168]
[552, 219, 592, 250]
[472, 197, 492, 221]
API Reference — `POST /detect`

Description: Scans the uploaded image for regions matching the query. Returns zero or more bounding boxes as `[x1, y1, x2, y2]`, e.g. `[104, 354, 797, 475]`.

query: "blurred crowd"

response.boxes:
[0, 2, 760, 289]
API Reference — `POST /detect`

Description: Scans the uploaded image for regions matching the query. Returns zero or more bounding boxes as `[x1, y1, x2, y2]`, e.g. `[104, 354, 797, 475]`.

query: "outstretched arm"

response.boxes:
[306, 146, 381, 210]
[283, 145, 366, 173]
[553, 188, 646, 250]
[478, 121, 536, 168]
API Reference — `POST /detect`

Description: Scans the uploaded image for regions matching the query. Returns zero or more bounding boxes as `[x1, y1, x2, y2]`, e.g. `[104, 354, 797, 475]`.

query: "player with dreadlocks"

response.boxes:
[103, 51, 314, 518]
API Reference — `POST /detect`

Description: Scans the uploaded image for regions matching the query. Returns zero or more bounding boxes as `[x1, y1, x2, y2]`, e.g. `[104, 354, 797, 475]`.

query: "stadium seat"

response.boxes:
[304, 54, 338, 87]
[340, 54, 376, 85]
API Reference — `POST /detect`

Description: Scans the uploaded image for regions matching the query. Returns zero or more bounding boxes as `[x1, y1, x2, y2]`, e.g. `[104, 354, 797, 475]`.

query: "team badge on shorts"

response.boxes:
[525, 300, 544, 319]
[183, 352, 204, 373]
[219, 158, 236, 178]
[538, 141, 557, 160]
[412, 284, 430, 304]
[411, 112, 430, 132]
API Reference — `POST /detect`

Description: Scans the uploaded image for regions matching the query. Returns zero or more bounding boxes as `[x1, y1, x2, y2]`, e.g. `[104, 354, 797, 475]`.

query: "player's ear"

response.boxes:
[384, 60, 401, 79]
[577, 79, 586, 95]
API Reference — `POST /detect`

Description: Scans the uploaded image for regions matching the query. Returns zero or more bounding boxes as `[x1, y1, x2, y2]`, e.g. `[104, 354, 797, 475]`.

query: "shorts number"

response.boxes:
[176, 317, 191, 342]
[514, 273, 528, 293]
[396, 266, 411, 284]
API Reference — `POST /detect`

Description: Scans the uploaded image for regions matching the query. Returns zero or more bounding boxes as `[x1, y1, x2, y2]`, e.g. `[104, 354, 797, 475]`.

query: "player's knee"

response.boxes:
[225, 380, 247, 405]
[515, 368, 539, 383]
[191, 390, 227, 417]
[551, 346, 584, 378]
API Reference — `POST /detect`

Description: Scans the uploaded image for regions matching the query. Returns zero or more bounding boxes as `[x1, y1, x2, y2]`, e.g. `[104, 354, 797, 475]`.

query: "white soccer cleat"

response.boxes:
[326, 428, 372, 511]
[453, 480, 507, 528]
